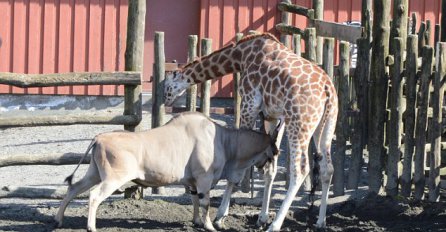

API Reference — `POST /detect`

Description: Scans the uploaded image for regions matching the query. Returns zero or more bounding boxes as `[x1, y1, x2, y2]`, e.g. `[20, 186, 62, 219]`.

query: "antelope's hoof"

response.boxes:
[214, 218, 226, 230]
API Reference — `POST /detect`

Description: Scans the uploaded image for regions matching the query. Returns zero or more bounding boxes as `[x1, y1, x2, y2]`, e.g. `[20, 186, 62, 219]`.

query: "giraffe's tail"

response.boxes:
[307, 83, 338, 222]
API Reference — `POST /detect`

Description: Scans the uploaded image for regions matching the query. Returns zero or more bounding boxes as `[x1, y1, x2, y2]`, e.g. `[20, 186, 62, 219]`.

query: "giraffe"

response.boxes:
[164, 33, 338, 231]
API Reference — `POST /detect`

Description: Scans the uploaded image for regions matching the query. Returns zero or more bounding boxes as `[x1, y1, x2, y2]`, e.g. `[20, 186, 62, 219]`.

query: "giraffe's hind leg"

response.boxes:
[267, 122, 312, 231]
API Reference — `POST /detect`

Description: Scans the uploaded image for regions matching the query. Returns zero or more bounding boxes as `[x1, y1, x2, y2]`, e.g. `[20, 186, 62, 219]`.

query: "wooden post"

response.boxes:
[442, 0, 446, 41]
[411, 13, 417, 35]
[368, 0, 390, 195]
[347, 0, 372, 190]
[280, 0, 291, 47]
[401, 35, 418, 197]
[386, 37, 404, 197]
[322, 38, 334, 78]
[435, 24, 441, 47]
[123, 0, 146, 199]
[333, 41, 350, 196]
[418, 22, 427, 54]
[186, 35, 198, 112]
[304, 28, 317, 62]
[426, 20, 432, 46]
[234, 33, 243, 129]
[389, 0, 408, 52]
[151, 31, 166, 195]
[414, 46, 433, 201]
[428, 42, 445, 202]
[152, 32, 166, 129]
[313, 0, 323, 64]
[292, 34, 301, 57]
[200, 38, 212, 116]
[303, 27, 317, 192]
[124, 0, 145, 132]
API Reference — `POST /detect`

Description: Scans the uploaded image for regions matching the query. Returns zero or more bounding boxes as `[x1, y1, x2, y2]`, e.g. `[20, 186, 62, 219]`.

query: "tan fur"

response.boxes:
[54, 112, 277, 232]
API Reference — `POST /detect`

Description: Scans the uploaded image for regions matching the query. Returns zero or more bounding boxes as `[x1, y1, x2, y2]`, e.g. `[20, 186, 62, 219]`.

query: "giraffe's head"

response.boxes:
[164, 71, 189, 106]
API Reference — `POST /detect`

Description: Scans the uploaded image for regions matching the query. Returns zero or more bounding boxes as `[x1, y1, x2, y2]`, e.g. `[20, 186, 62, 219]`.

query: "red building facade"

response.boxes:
[0, 0, 443, 97]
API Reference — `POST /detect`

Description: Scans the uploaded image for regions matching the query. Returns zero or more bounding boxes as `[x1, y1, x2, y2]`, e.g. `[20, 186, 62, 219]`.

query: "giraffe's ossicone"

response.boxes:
[164, 33, 338, 232]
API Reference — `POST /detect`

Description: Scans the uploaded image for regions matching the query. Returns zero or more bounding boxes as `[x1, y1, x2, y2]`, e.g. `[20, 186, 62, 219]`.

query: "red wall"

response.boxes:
[0, 0, 129, 96]
[0, 0, 443, 97]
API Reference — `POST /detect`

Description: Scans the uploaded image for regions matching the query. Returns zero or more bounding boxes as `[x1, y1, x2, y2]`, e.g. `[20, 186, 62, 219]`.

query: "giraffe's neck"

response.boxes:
[181, 45, 243, 84]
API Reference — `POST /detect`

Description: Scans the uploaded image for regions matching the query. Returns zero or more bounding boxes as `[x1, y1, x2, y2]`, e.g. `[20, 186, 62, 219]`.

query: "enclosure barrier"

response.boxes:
[277, 0, 445, 201]
[0, 72, 141, 127]
[0, 0, 146, 199]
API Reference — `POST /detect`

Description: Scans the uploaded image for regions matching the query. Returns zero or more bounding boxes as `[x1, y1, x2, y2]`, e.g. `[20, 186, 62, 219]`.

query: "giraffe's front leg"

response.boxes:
[267, 134, 310, 232]
[257, 119, 286, 228]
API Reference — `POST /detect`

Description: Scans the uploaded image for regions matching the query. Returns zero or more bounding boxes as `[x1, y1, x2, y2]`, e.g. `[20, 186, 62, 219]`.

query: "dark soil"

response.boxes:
[0, 191, 445, 232]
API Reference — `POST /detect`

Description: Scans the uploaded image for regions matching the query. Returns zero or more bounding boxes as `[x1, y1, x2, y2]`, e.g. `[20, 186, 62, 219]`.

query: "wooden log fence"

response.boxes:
[0, 0, 146, 199]
[0, 72, 141, 128]
[277, 0, 445, 199]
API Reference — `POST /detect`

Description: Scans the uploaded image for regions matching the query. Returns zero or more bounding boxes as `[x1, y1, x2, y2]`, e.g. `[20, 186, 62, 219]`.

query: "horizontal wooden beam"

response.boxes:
[277, 2, 314, 19]
[165, 106, 234, 115]
[0, 152, 89, 167]
[275, 23, 306, 37]
[0, 111, 141, 127]
[276, 20, 364, 44]
[0, 71, 141, 88]
[311, 19, 364, 43]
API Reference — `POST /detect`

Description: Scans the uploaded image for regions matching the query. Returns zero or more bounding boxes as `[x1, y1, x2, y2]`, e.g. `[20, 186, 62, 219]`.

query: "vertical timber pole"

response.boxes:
[368, 0, 390, 195]
[292, 34, 301, 57]
[200, 38, 212, 116]
[390, 0, 408, 53]
[124, 0, 145, 132]
[414, 46, 433, 200]
[303, 27, 317, 192]
[347, 0, 372, 190]
[401, 35, 418, 197]
[279, 0, 290, 190]
[333, 41, 350, 196]
[322, 38, 334, 78]
[313, 0, 323, 65]
[280, 0, 291, 47]
[152, 32, 166, 130]
[151, 31, 166, 195]
[234, 33, 243, 128]
[387, 37, 404, 197]
[123, 0, 146, 199]
[304, 28, 317, 62]
[428, 42, 445, 202]
[186, 35, 198, 112]
[442, 0, 446, 42]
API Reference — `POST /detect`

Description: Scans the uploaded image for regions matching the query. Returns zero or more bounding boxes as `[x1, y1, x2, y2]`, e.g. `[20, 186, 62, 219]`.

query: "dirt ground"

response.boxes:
[1, 109, 446, 232]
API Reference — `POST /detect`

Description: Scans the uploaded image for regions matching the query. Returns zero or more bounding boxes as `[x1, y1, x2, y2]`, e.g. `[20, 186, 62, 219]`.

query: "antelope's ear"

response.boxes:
[172, 70, 180, 77]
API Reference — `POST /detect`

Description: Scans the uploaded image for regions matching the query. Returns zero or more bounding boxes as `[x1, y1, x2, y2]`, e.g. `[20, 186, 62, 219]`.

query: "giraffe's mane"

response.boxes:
[182, 41, 236, 70]
[181, 33, 280, 70]
[236, 32, 281, 45]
